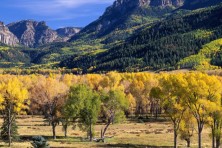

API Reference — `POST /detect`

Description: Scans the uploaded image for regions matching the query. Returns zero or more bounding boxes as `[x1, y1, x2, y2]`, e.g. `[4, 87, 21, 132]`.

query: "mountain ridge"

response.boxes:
[7, 20, 81, 48]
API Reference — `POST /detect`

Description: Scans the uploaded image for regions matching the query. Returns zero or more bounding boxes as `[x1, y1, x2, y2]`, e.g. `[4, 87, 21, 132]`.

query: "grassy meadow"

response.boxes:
[0, 116, 212, 148]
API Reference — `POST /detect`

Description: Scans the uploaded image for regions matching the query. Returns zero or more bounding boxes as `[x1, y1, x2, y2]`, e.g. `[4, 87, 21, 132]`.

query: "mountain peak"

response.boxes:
[7, 20, 59, 47]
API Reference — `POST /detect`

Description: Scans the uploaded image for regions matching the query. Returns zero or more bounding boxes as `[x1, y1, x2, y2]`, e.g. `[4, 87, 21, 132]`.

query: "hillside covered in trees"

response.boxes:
[0, 0, 222, 73]
[60, 4, 222, 72]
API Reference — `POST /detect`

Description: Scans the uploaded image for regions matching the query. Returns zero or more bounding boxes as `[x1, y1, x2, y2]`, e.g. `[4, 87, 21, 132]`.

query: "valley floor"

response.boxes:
[0, 116, 212, 148]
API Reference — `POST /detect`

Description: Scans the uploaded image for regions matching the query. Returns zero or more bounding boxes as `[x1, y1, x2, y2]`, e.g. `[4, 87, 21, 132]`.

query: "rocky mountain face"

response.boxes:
[0, 22, 19, 46]
[70, 0, 185, 41]
[56, 27, 81, 41]
[7, 20, 62, 48]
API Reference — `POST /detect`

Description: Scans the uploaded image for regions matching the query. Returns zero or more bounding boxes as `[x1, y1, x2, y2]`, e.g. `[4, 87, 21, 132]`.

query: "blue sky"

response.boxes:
[0, 0, 114, 29]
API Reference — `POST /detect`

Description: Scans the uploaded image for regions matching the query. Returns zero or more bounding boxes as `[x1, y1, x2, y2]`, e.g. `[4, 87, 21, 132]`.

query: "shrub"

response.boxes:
[31, 136, 50, 148]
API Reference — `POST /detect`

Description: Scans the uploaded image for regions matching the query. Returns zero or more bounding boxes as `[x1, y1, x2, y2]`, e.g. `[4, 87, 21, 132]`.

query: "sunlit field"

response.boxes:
[0, 116, 213, 148]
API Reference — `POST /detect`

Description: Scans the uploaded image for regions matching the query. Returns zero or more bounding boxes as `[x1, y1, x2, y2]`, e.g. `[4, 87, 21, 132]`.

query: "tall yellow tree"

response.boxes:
[183, 72, 221, 148]
[159, 73, 187, 148]
[0, 77, 29, 146]
[30, 77, 69, 139]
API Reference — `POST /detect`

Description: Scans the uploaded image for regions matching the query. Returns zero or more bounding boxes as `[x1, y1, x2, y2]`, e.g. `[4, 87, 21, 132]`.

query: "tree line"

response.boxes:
[0, 72, 222, 148]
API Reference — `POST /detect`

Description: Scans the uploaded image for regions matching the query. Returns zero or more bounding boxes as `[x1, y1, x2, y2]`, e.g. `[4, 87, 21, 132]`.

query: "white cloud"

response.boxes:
[55, 0, 114, 7]
[13, 0, 114, 15]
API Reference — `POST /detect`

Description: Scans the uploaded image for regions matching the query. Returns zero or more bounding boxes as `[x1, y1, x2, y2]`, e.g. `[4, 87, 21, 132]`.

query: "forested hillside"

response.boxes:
[60, 4, 222, 73]
[0, 43, 30, 68]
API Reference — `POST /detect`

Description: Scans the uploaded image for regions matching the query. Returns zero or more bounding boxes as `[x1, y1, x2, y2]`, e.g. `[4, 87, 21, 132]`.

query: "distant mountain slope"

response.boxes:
[60, 4, 222, 72]
[0, 43, 30, 68]
[70, 0, 185, 43]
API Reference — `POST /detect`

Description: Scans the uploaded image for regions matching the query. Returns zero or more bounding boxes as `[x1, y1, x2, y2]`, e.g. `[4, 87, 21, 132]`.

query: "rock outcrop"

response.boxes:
[7, 20, 61, 48]
[0, 22, 19, 46]
[56, 27, 81, 41]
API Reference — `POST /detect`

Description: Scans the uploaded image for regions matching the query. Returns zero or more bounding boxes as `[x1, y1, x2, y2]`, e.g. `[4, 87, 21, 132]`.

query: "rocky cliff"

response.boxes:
[56, 27, 81, 41]
[0, 22, 19, 46]
[7, 20, 61, 48]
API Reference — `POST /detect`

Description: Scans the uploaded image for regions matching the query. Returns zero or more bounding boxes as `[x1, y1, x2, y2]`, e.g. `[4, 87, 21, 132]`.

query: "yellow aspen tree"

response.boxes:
[159, 73, 187, 148]
[183, 72, 221, 148]
[0, 77, 29, 146]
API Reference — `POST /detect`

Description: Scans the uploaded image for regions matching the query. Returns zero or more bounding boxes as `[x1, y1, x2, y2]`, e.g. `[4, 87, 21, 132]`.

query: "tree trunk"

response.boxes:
[101, 129, 103, 139]
[52, 124, 56, 140]
[216, 136, 221, 148]
[212, 120, 216, 148]
[187, 140, 190, 147]
[8, 118, 11, 147]
[155, 106, 158, 120]
[186, 139, 191, 147]
[89, 118, 92, 142]
[198, 127, 202, 148]
[173, 126, 177, 148]
[64, 125, 67, 138]
[102, 121, 111, 142]
[212, 128, 215, 148]
[8, 107, 11, 147]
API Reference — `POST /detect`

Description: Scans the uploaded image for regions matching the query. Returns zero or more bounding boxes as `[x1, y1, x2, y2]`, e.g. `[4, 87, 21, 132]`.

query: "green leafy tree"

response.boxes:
[62, 84, 90, 138]
[79, 89, 101, 141]
[101, 88, 129, 141]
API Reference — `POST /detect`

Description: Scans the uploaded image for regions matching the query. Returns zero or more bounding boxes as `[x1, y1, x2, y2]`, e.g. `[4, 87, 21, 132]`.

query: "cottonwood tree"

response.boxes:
[150, 87, 162, 119]
[126, 93, 136, 117]
[183, 73, 221, 148]
[79, 87, 101, 141]
[62, 84, 90, 138]
[30, 77, 68, 139]
[0, 78, 29, 146]
[159, 73, 187, 148]
[101, 88, 129, 141]
[179, 110, 195, 147]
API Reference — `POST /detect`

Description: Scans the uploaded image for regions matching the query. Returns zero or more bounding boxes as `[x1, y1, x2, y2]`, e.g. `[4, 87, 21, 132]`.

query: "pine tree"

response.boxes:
[1, 115, 19, 142]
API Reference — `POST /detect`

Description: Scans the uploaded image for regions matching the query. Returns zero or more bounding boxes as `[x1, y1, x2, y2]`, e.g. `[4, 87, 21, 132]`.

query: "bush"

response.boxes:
[31, 136, 50, 148]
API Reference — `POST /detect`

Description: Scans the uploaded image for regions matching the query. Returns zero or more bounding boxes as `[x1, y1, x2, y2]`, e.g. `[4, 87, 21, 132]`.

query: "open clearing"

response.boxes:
[0, 116, 212, 148]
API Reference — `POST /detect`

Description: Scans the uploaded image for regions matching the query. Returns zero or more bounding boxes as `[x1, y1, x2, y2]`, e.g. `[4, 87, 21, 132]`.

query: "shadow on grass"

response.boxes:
[96, 144, 173, 148]
[20, 135, 87, 143]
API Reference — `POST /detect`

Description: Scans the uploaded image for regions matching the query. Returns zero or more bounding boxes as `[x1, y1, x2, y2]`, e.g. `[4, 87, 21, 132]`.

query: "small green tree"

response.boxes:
[62, 84, 89, 138]
[101, 88, 129, 141]
[79, 89, 101, 141]
[1, 117, 19, 142]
